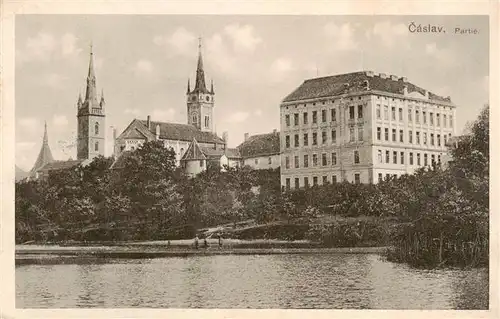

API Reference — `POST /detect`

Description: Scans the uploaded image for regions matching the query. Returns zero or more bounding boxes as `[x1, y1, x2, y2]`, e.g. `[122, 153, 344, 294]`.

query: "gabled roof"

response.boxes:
[138, 120, 225, 144]
[237, 131, 280, 158]
[283, 71, 452, 103]
[181, 139, 207, 161]
[39, 159, 85, 173]
[200, 146, 241, 159]
[181, 139, 241, 161]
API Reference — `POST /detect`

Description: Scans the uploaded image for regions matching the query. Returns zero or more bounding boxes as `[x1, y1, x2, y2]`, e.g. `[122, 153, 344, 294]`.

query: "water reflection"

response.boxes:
[16, 254, 488, 309]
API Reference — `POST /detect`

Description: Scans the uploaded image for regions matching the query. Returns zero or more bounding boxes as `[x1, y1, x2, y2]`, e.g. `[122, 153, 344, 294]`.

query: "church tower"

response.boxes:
[77, 44, 106, 160]
[186, 39, 215, 132]
[29, 121, 54, 177]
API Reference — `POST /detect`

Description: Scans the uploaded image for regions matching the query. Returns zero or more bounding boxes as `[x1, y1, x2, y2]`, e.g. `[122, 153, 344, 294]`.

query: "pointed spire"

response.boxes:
[187, 78, 191, 94]
[84, 42, 98, 108]
[43, 121, 49, 145]
[77, 93, 83, 107]
[194, 37, 208, 93]
[210, 79, 214, 94]
[30, 122, 54, 177]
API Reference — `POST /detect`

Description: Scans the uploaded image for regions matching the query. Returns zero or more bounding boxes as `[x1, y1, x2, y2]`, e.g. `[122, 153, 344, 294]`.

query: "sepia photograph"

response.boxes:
[1, 1, 496, 316]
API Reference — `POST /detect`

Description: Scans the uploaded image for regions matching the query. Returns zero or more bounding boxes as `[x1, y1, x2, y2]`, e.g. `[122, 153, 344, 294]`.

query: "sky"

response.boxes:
[15, 15, 489, 171]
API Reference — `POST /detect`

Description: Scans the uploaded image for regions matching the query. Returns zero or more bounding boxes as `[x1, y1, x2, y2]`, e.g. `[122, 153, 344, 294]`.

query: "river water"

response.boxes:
[16, 254, 488, 309]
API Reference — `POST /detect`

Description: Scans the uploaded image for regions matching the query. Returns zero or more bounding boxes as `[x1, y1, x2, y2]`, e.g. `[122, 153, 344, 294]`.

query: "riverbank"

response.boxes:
[16, 243, 387, 265]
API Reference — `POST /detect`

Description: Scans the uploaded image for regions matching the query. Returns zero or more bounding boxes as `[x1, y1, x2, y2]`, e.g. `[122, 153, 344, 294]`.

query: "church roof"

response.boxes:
[181, 139, 241, 161]
[30, 122, 54, 177]
[138, 120, 225, 144]
[38, 159, 85, 173]
[282, 71, 453, 104]
[237, 131, 280, 158]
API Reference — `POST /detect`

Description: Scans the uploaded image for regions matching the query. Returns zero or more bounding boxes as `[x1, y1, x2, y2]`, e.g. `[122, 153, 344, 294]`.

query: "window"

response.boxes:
[304, 155, 309, 168]
[331, 152, 337, 165]
[378, 150, 383, 163]
[450, 115, 453, 127]
[424, 153, 428, 166]
[358, 127, 364, 141]
[295, 178, 300, 189]
[400, 151, 404, 165]
[423, 133, 427, 145]
[443, 114, 447, 128]
[416, 110, 420, 123]
[200, 160, 204, 167]
[294, 134, 299, 147]
[285, 135, 290, 148]
[409, 152, 414, 165]
[294, 155, 299, 168]
[285, 156, 290, 169]
[358, 105, 363, 118]
[408, 108, 412, 122]
[322, 131, 327, 144]
[350, 127, 355, 142]
[268, 157, 272, 164]
[294, 113, 299, 126]
[423, 111, 427, 124]
[331, 109, 336, 122]
[205, 116, 210, 128]
[304, 177, 309, 188]
[438, 155, 441, 163]
[332, 175, 337, 183]
[385, 150, 390, 163]
[417, 153, 421, 166]
[94, 122, 99, 135]
[399, 129, 404, 143]
[331, 130, 337, 144]
[385, 128, 389, 141]
[312, 132, 317, 145]
[354, 151, 360, 164]
[354, 173, 361, 184]
[378, 173, 383, 183]
[409, 130, 413, 144]
[192, 114, 198, 124]
[322, 110, 327, 122]
[391, 107, 396, 120]
[376, 105, 381, 119]
[323, 176, 328, 184]
[444, 134, 448, 145]
[431, 154, 435, 165]
[303, 133, 308, 146]
[377, 127, 381, 140]
[312, 111, 317, 124]
[416, 132, 420, 144]
[398, 108, 403, 121]
[313, 176, 318, 186]
[430, 133, 434, 146]
[285, 178, 290, 190]
[430, 112, 434, 125]
[303, 112, 308, 124]
[322, 153, 327, 166]
[392, 129, 396, 142]
[393, 151, 397, 164]
[349, 105, 355, 119]
[384, 106, 389, 120]
[436, 113, 440, 127]
[386, 174, 390, 180]
[285, 115, 290, 127]
[313, 154, 318, 166]
[95, 141, 99, 152]
[437, 134, 441, 147]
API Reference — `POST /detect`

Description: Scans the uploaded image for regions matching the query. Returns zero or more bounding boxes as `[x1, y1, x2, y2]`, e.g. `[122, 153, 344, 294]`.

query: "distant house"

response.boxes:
[181, 138, 241, 177]
[237, 130, 280, 170]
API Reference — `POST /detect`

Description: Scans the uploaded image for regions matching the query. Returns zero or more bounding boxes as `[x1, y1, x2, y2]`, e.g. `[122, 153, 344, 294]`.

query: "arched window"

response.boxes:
[95, 122, 99, 135]
[95, 141, 99, 152]
[205, 116, 209, 128]
[192, 114, 198, 124]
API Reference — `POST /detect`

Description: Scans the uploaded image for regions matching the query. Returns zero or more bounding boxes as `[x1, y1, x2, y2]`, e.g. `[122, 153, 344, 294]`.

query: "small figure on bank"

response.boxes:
[218, 234, 223, 248]
[167, 240, 171, 248]
[203, 237, 208, 249]
[194, 235, 199, 250]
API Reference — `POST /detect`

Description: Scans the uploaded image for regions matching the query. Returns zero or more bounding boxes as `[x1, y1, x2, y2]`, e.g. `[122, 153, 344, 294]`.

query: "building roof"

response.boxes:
[181, 139, 241, 161]
[138, 120, 225, 144]
[30, 122, 54, 177]
[237, 131, 280, 158]
[39, 159, 85, 173]
[282, 71, 452, 104]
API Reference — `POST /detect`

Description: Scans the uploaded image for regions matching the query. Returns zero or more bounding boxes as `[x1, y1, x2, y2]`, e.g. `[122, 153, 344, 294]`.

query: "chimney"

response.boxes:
[155, 124, 160, 140]
[273, 129, 277, 134]
[424, 90, 429, 99]
[147, 115, 151, 130]
[390, 75, 398, 81]
[244, 133, 249, 141]
[365, 71, 374, 77]
[403, 85, 408, 96]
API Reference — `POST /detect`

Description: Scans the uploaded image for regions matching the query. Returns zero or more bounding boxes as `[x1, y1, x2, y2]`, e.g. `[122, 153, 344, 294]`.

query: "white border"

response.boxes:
[1, 1, 498, 318]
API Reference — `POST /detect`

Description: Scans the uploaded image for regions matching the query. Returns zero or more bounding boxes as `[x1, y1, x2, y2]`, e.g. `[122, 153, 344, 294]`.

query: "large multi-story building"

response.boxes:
[280, 71, 457, 189]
